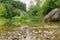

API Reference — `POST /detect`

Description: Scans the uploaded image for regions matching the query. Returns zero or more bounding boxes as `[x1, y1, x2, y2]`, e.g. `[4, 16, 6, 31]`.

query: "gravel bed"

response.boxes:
[0, 26, 60, 40]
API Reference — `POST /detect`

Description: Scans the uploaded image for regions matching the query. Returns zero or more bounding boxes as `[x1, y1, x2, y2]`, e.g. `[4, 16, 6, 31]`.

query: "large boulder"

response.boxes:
[43, 8, 60, 23]
[50, 10, 60, 22]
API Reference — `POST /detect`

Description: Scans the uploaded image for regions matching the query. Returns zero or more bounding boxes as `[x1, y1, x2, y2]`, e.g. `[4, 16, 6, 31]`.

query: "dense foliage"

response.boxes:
[0, 0, 26, 26]
[0, 0, 60, 32]
[10, 1, 26, 11]
[0, 0, 60, 26]
[27, 0, 60, 23]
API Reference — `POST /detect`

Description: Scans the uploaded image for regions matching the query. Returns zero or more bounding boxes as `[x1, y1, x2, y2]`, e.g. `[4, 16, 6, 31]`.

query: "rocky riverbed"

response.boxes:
[0, 26, 60, 40]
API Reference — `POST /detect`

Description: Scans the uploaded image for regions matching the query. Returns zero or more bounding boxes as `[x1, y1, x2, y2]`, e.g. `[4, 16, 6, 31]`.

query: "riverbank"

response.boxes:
[0, 26, 60, 40]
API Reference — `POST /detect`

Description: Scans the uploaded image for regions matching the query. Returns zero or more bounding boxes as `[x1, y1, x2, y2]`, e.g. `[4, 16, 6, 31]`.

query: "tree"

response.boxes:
[0, 0, 26, 11]
[28, 0, 60, 23]
[0, 3, 6, 16]
[3, 3, 20, 19]
[10, 1, 26, 11]
[0, 0, 26, 26]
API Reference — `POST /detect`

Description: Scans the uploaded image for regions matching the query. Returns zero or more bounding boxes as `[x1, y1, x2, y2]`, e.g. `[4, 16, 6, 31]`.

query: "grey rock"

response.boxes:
[43, 8, 60, 22]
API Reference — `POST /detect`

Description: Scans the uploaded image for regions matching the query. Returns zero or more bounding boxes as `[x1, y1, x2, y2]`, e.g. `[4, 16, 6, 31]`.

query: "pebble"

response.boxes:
[0, 27, 60, 40]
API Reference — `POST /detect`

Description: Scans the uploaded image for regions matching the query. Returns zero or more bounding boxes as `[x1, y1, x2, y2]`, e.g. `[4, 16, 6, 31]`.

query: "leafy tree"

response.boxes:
[0, 3, 6, 16]
[28, 0, 60, 23]
[10, 1, 26, 11]
[54, 0, 60, 7]
[0, 0, 26, 26]
[3, 3, 20, 19]
[29, 0, 60, 16]
[0, 0, 26, 11]
[28, 6, 40, 16]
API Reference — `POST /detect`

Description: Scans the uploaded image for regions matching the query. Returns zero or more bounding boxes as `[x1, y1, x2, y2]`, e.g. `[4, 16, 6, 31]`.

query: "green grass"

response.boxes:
[0, 21, 43, 33]
[0, 23, 20, 33]
[26, 22, 43, 27]
[0, 19, 60, 33]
